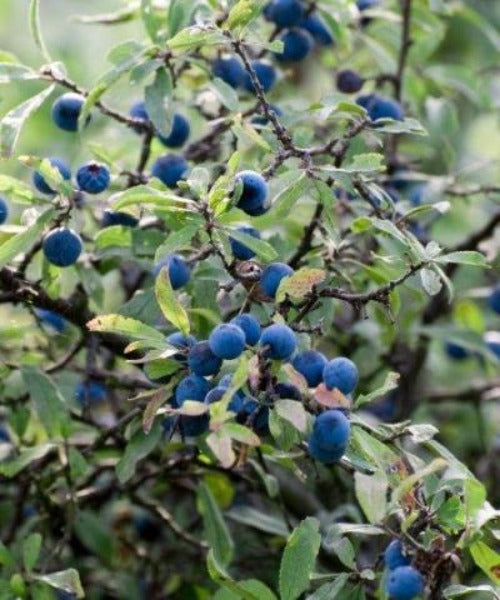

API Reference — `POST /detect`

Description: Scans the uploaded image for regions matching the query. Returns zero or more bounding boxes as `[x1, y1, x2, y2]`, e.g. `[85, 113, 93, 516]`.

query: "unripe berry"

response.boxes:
[209, 324, 246, 360]
[323, 357, 359, 394]
[33, 157, 71, 196]
[230, 313, 261, 346]
[292, 350, 328, 387]
[229, 226, 261, 260]
[76, 162, 110, 194]
[385, 566, 424, 600]
[51, 93, 85, 132]
[235, 171, 269, 216]
[276, 29, 314, 63]
[260, 262, 293, 298]
[336, 69, 364, 93]
[42, 227, 82, 267]
[0, 197, 8, 224]
[154, 254, 190, 290]
[260, 324, 297, 360]
[187, 341, 223, 376]
[242, 61, 277, 94]
[212, 56, 245, 89]
[151, 154, 188, 188]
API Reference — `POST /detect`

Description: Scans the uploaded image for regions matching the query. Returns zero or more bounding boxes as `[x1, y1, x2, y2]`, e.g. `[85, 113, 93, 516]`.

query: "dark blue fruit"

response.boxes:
[230, 313, 261, 346]
[260, 262, 293, 298]
[488, 285, 500, 314]
[235, 171, 269, 216]
[274, 382, 302, 401]
[276, 29, 314, 62]
[166, 332, 197, 361]
[101, 209, 138, 228]
[154, 254, 191, 290]
[42, 227, 82, 267]
[35, 309, 66, 333]
[384, 540, 411, 570]
[76, 162, 110, 194]
[212, 56, 245, 89]
[308, 409, 350, 463]
[209, 324, 246, 360]
[151, 154, 188, 188]
[323, 357, 359, 395]
[385, 566, 424, 600]
[485, 331, 500, 359]
[129, 100, 149, 122]
[336, 69, 364, 93]
[229, 226, 261, 260]
[264, 0, 304, 28]
[33, 157, 71, 195]
[75, 381, 108, 406]
[51, 93, 85, 132]
[357, 0, 379, 9]
[298, 14, 334, 45]
[356, 94, 404, 121]
[409, 184, 426, 206]
[187, 341, 223, 376]
[292, 350, 327, 387]
[242, 61, 277, 93]
[0, 197, 8, 224]
[175, 375, 211, 405]
[260, 324, 297, 360]
[445, 341, 469, 361]
[157, 113, 190, 148]
[239, 400, 270, 436]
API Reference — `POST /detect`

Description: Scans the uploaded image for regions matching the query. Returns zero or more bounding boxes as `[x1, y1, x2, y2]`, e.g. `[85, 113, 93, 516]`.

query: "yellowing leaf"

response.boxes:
[276, 268, 326, 303]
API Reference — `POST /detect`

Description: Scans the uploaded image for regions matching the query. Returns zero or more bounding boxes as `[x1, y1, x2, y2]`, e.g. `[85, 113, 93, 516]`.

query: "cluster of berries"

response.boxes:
[384, 540, 425, 600]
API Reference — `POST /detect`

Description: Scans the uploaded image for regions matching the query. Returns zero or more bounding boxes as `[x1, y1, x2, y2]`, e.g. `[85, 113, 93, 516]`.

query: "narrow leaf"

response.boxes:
[155, 268, 190, 335]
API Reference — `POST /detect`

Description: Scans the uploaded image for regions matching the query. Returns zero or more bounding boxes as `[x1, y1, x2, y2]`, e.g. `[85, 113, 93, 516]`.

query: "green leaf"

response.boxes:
[279, 517, 321, 600]
[207, 550, 261, 600]
[211, 77, 239, 111]
[274, 399, 307, 433]
[420, 267, 443, 296]
[225, 0, 266, 30]
[0, 175, 35, 203]
[469, 541, 500, 585]
[154, 220, 201, 261]
[23, 533, 42, 572]
[141, 0, 162, 41]
[197, 482, 234, 567]
[0, 540, 15, 568]
[21, 366, 69, 438]
[73, 511, 115, 564]
[145, 68, 173, 137]
[155, 267, 190, 336]
[115, 420, 162, 484]
[0, 443, 57, 478]
[87, 313, 166, 348]
[0, 208, 53, 268]
[307, 574, 350, 600]
[345, 153, 385, 173]
[167, 27, 226, 52]
[226, 505, 289, 537]
[436, 251, 488, 268]
[167, 0, 195, 37]
[33, 569, 84, 599]
[29, 0, 51, 62]
[112, 184, 191, 210]
[354, 371, 400, 408]
[276, 268, 326, 303]
[224, 228, 277, 262]
[19, 155, 74, 196]
[0, 62, 39, 84]
[354, 471, 388, 524]
[443, 584, 499, 598]
[214, 580, 277, 600]
[0, 85, 55, 157]
[72, 6, 139, 25]
[270, 173, 308, 219]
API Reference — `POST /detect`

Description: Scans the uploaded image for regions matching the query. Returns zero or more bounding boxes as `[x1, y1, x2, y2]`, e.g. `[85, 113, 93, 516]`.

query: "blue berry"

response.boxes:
[187, 341, 223, 376]
[242, 61, 277, 93]
[260, 324, 297, 360]
[276, 29, 314, 63]
[298, 14, 334, 45]
[230, 314, 261, 346]
[274, 382, 302, 401]
[357, 0, 379, 10]
[292, 350, 327, 387]
[0, 426, 10, 443]
[75, 381, 108, 406]
[488, 285, 500, 314]
[101, 209, 138, 228]
[445, 341, 469, 361]
[209, 324, 246, 360]
[264, 0, 304, 28]
[238, 399, 270, 436]
[251, 104, 283, 126]
[76, 162, 110, 194]
[229, 226, 261, 260]
[308, 409, 350, 463]
[35, 309, 66, 333]
[0, 197, 8, 224]
[42, 227, 82, 267]
[336, 69, 364, 93]
[175, 375, 211, 405]
[323, 357, 359, 394]
[157, 113, 190, 148]
[385, 540, 411, 570]
[408, 184, 426, 206]
[235, 171, 269, 216]
[151, 154, 188, 188]
[356, 94, 405, 121]
[129, 100, 149, 122]
[212, 56, 245, 89]
[260, 262, 294, 298]
[154, 254, 191, 290]
[386, 566, 424, 600]
[51, 93, 85, 132]
[33, 157, 71, 195]
[166, 332, 197, 362]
